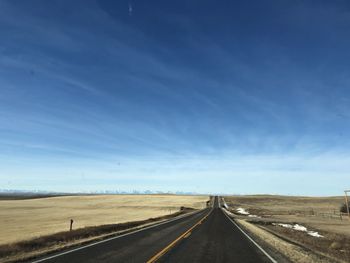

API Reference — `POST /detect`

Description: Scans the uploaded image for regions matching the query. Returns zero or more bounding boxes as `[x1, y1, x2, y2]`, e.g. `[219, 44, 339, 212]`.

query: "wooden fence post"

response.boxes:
[70, 219, 74, 231]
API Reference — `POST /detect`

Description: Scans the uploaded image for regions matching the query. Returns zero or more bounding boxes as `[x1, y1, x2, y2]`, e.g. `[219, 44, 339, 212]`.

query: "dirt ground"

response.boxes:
[0, 194, 208, 245]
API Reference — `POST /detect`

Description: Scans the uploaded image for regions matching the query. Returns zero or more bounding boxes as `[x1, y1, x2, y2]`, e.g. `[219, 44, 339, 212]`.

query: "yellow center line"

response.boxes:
[183, 232, 191, 238]
[146, 209, 212, 263]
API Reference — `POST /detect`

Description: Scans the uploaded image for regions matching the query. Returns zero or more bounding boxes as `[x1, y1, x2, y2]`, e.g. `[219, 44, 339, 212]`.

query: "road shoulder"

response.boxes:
[231, 215, 341, 263]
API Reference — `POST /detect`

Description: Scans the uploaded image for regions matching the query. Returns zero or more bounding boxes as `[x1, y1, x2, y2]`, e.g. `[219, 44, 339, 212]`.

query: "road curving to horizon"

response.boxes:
[31, 197, 276, 263]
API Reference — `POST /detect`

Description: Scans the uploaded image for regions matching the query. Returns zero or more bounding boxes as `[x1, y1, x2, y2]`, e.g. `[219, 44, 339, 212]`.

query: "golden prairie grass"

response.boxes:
[0, 194, 208, 245]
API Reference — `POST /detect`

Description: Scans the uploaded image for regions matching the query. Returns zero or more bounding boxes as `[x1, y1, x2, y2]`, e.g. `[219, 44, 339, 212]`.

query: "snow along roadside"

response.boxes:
[272, 223, 323, 238]
[235, 219, 341, 263]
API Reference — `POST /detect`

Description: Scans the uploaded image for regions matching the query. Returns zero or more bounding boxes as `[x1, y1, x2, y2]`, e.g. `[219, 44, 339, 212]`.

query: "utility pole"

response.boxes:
[344, 190, 350, 219]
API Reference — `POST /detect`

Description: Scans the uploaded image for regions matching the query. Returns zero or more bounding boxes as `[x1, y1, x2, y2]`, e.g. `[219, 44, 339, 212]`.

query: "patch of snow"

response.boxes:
[235, 207, 260, 218]
[236, 207, 249, 215]
[273, 223, 293, 229]
[293, 224, 307, 232]
[221, 198, 229, 209]
[307, 231, 323, 238]
[273, 222, 323, 238]
[248, 214, 260, 218]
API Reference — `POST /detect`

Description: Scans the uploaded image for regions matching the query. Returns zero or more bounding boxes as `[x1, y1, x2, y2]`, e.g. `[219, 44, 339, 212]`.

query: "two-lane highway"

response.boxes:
[31, 197, 276, 263]
[159, 197, 275, 263]
[32, 207, 211, 263]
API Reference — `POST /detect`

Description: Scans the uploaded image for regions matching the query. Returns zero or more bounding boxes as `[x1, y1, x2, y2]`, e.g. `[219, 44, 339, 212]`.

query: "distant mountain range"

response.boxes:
[0, 189, 205, 196]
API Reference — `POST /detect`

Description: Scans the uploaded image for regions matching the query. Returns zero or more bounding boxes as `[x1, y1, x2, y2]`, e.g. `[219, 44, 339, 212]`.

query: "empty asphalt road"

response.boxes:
[159, 197, 275, 263]
[31, 197, 276, 263]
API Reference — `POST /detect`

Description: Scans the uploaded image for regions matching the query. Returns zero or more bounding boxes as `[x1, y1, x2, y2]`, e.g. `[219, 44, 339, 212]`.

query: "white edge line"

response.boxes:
[31, 208, 206, 263]
[222, 208, 278, 263]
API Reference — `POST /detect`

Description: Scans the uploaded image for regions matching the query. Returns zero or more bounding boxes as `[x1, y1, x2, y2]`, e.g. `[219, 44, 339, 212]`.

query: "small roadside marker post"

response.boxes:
[70, 219, 74, 231]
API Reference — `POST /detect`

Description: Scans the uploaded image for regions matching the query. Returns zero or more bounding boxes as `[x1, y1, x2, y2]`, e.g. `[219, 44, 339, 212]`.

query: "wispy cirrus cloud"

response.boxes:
[1, 0, 350, 194]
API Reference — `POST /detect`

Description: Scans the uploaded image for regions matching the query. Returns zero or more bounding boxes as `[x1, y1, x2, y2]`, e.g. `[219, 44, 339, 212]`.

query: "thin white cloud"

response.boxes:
[128, 3, 133, 16]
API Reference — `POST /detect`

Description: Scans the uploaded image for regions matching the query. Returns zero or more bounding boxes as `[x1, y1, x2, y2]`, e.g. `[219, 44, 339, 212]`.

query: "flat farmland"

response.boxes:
[0, 194, 208, 245]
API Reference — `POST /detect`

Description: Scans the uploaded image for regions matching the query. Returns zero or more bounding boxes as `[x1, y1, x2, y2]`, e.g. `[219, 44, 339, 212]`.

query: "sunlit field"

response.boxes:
[0, 194, 208, 245]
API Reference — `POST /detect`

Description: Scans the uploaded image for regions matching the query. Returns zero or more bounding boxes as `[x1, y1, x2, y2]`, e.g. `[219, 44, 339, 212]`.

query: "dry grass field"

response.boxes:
[224, 195, 350, 262]
[0, 194, 208, 245]
[224, 195, 350, 235]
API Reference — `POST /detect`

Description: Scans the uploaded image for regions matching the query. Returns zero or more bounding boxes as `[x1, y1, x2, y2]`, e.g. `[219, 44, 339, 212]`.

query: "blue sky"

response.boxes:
[1, 0, 350, 195]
